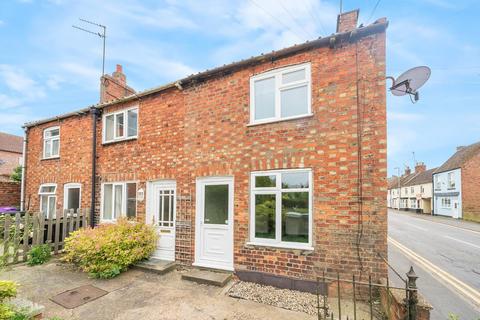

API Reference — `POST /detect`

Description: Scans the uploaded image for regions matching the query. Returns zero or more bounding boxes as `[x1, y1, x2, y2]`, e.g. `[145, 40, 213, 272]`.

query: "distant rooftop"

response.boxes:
[0, 131, 23, 154]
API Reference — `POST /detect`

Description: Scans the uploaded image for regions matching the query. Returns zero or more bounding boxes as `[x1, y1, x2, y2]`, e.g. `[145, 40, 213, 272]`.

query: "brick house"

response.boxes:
[432, 142, 480, 222]
[0, 131, 23, 181]
[22, 10, 388, 284]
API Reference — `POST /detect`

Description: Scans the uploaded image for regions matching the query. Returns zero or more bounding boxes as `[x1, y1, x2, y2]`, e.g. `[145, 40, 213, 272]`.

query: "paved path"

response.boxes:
[388, 209, 480, 320]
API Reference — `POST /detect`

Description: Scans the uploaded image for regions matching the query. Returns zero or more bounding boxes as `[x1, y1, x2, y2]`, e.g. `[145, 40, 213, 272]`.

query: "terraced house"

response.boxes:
[21, 10, 388, 286]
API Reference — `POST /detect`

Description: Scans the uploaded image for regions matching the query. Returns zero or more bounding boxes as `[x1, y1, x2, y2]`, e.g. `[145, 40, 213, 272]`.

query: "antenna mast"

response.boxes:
[73, 18, 107, 77]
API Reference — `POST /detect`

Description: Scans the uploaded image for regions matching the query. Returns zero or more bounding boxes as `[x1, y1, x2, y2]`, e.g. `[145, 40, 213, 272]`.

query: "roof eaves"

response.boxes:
[23, 19, 388, 128]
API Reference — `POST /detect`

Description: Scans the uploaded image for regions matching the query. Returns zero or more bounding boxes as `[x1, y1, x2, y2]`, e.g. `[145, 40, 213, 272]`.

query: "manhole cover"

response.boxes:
[51, 285, 108, 309]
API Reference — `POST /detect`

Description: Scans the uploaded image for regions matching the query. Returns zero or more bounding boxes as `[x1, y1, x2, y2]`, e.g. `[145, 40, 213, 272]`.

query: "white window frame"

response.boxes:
[63, 183, 82, 212]
[38, 183, 57, 218]
[248, 169, 313, 250]
[43, 126, 60, 159]
[249, 63, 312, 125]
[447, 172, 455, 189]
[434, 175, 441, 190]
[102, 106, 139, 144]
[100, 181, 137, 222]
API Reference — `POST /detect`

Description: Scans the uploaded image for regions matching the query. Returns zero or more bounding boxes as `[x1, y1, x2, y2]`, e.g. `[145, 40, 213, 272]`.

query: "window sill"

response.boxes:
[247, 114, 314, 127]
[102, 136, 138, 146]
[246, 241, 314, 252]
[41, 156, 60, 161]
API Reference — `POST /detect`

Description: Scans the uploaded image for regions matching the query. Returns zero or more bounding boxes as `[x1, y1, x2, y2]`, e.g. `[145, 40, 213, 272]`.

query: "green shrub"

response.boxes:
[27, 244, 51, 266]
[0, 281, 18, 320]
[62, 219, 157, 279]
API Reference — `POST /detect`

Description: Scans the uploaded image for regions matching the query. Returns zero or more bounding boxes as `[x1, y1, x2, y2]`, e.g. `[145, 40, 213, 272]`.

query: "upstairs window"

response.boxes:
[448, 172, 455, 189]
[103, 107, 138, 143]
[39, 183, 57, 218]
[434, 175, 441, 190]
[250, 63, 311, 125]
[43, 126, 60, 159]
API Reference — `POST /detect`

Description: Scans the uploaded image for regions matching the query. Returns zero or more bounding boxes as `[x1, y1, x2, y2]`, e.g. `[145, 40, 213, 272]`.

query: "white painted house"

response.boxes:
[433, 168, 462, 218]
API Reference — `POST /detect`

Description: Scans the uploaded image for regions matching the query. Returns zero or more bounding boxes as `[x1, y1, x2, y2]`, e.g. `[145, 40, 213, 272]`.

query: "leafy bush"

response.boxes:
[62, 219, 157, 279]
[27, 244, 52, 266]
[0, 281, 17, 320]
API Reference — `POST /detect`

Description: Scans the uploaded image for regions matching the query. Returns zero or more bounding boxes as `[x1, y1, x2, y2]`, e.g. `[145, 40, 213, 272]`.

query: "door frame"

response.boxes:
[146, 180, 176, 261]
[194, 176, 234, 271]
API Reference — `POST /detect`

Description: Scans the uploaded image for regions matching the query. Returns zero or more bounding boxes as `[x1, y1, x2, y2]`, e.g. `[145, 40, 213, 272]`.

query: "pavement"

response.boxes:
[0, 261, 316, 320]
[388, 209, 480, 320]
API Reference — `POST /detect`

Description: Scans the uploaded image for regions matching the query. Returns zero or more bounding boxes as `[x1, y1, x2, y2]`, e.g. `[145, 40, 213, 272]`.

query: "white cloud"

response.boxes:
[0, 64, 46, 99]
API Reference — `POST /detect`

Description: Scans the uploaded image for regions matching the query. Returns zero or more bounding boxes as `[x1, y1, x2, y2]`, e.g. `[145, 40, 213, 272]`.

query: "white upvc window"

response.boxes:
[38, 183, 57, 218]
[447, 172, 455, 189]
[434, 175, 441, 190]
[64, 183, 81, 212]
[102, 107, 138, 143]
[43, 126, 60, 159]
[441, 197, 451, 208]
[249, 169, 313, 250]
[101, 182, 137, 221]
[250, 63, 312, 125]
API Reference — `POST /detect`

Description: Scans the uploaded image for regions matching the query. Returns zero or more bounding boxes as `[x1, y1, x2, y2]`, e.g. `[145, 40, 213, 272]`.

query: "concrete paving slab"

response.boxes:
[182, 269, 232, 287]
[0, 260, 314, 319]
[133, 258, 176, 275]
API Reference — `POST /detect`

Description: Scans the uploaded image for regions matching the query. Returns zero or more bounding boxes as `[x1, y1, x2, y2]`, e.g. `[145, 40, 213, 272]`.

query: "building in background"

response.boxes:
[0, 132, 23, 181]
[387, 163, 436, 214]
[433, 142, 480, 222]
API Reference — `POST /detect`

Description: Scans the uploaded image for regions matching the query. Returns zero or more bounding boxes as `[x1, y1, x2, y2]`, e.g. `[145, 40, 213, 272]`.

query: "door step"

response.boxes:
[133, 258, 176, 275]
[182, 269, 232, 287]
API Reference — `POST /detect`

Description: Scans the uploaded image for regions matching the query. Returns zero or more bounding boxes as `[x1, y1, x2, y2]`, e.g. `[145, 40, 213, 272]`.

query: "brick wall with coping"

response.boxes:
[24, 21, 387, 281]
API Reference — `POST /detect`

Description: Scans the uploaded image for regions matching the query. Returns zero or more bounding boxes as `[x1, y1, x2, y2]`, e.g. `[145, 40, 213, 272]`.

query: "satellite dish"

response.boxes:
[387, 66, 431, 102]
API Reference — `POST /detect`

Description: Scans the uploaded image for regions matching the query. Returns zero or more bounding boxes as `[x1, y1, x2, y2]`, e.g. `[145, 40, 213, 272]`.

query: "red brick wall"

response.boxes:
[0, 181, 20, 207]
[24, 114, 93, 213]
[462, 152, 480, 222]
[25, 27, 387, 281]
[0, 150, 22, 177]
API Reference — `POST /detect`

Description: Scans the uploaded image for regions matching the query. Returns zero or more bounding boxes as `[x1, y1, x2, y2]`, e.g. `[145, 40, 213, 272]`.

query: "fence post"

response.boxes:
[406, 266, 419, 320]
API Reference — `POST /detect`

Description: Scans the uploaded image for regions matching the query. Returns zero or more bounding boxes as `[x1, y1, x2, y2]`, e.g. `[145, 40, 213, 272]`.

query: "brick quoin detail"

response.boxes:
[24, 20, 388, 282]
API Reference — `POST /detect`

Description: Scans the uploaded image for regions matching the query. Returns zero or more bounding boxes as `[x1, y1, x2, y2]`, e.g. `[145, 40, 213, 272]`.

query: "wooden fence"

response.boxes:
[0, 209, 89, 265]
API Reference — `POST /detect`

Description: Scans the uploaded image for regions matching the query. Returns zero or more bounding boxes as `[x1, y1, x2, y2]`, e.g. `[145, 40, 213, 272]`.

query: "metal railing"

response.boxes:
[315, 267, 420, 320]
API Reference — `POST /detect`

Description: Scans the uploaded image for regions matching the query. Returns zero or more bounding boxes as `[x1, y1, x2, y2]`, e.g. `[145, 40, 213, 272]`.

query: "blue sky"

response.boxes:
[0, 0, 479, 175]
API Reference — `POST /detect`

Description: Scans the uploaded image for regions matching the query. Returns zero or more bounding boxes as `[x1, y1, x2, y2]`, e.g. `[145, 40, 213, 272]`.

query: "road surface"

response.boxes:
[388, 209, 480, 320]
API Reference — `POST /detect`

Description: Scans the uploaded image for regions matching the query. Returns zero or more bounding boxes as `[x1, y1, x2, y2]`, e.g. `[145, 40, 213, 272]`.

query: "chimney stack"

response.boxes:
[415, 162, 426, 173]
[404, 166, 411, 176]
[336, 9, 359, 33]
[100, 64, 135, 103]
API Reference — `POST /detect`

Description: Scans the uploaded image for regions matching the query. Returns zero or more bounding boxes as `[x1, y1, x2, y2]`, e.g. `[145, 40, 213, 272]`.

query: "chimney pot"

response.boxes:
[415, 162, 426, 173]
[404, 166, 411, 176]
[100, 64, 135, 103]
[116, 64, 123, 73]
[336, 9, 359, 33]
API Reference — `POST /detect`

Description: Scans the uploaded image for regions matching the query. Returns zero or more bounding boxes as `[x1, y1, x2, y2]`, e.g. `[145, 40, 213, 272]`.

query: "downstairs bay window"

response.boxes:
[250, 169, 312, 249]
[101, 182, 137, 221]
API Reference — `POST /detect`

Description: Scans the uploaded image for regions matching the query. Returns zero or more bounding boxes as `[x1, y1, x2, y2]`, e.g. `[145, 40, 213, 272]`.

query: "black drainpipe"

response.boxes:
[90, 107, 101, 227]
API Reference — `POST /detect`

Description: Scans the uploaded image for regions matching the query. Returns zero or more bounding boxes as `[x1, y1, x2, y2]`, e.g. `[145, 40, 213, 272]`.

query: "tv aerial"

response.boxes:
[387, 66, 431, 103]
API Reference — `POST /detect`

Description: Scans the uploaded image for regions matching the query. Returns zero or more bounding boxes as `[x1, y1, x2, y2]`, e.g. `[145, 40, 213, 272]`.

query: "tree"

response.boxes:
[10, 166, 21, 182]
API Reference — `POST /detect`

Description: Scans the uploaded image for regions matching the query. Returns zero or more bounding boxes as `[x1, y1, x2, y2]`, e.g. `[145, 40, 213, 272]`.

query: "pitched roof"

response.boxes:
[23, 18, 388, 128]
[0, 132, 23, 154]
[436, 141, 480, 173]
[404, 167, 438, 186]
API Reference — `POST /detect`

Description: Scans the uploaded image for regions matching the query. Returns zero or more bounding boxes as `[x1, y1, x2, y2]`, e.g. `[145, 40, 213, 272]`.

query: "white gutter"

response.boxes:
[20, 128, 27, 211]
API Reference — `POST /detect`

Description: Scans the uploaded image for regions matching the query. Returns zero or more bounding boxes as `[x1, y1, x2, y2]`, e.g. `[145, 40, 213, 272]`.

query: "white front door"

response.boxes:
[194, 177, 234, 271]
[147, 181, 176, 261]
